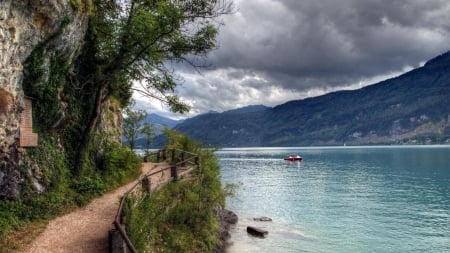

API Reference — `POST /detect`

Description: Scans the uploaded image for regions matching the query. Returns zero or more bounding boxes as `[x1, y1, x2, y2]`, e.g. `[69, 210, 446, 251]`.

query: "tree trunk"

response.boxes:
[74, 83, 107, 176]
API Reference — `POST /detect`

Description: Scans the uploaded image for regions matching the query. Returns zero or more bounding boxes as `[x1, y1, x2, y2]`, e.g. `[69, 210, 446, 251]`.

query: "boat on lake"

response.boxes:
[284, 155, 303, 161]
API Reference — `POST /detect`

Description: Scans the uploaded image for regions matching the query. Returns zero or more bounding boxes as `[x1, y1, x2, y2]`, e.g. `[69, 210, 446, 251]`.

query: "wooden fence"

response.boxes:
[110, 149, 199, 253]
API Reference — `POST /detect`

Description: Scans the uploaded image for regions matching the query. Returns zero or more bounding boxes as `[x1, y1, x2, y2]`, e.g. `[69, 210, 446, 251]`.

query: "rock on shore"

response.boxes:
[214, 208, 238, 253]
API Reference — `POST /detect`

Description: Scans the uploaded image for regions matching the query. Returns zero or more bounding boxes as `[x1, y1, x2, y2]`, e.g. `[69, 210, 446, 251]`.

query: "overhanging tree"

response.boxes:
[123, 104, 147, 150]
[75, 0, 233, 174]
[140, 122, 155, 152]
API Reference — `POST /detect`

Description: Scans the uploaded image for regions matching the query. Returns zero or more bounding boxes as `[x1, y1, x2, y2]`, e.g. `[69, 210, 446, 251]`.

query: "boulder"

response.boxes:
[253, 216, 272, 222]
[247, 226, 268, 237]
[214, 208, 238, 253]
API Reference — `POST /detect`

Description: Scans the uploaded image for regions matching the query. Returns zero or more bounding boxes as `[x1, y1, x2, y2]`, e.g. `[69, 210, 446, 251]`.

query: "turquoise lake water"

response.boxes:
[217, 146, 450, 253]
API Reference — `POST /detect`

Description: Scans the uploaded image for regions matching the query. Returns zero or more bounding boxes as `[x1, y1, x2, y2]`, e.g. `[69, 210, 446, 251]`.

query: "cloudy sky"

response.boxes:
[135, 0, 450, 119]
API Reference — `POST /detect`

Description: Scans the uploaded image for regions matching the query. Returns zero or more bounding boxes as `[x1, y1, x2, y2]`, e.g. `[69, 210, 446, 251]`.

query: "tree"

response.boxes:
[140, 122, 155, 152]
[75, 0, 233, 174]
[123, 106, 147, 150]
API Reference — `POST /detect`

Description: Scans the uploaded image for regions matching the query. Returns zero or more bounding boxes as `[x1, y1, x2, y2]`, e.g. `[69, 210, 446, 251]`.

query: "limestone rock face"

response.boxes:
[0, 0, 87, 199]
[98, 100, 124, 143]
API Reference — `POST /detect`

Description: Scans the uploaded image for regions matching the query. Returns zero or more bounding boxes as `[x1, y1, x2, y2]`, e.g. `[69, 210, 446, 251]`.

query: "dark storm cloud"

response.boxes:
[208, 0, 450, 90]
[136, 0, 450, 117]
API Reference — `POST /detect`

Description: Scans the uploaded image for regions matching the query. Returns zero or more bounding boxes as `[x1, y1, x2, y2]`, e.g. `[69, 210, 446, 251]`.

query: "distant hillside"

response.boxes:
[144, 113, 182, 129]
[223, 105, 270, 114]
[167, 51, 450, 147]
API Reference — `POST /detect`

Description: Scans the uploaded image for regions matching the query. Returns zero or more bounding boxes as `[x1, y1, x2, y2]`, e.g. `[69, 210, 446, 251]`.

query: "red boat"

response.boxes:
[284, 155, 303, 161]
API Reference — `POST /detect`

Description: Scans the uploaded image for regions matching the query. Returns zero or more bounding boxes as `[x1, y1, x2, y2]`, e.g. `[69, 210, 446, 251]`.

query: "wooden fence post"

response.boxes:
[118, 196, 125, 225]
[162, 149, 167, 160]
[171, 149, 176, 162]
[181, 151, 186, 166]
[195, 156, 199, 169]
[156, 150, 160, 162]
[109, 228, 126, 253]
[142, 176, 151, 194]
[171, 166, 178, 181]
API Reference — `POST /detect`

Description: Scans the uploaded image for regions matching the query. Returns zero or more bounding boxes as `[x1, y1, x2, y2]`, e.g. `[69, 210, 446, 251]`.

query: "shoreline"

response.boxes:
[214, 208, 238, 253]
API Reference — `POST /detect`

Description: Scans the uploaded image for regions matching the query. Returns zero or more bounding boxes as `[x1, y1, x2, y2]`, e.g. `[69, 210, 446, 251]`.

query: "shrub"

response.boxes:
[124, 132, 227, 252]
[1, 136, 141, 249]
[71, 175, 106, 197]
[100, 141, 141, 187]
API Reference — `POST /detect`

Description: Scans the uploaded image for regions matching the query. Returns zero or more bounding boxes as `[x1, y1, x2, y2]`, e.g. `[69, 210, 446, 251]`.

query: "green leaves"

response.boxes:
[141, 122, 155, 151]
[123, 103, 148, 150]
[88, 0, 231, 113]
[124, 133, 227, 252]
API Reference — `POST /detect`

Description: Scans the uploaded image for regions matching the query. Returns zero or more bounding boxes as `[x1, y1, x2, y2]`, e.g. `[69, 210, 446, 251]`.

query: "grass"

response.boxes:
[0, 137, 142, 253]
[123, 131, 229, 253]
[0, 220, 48, 253]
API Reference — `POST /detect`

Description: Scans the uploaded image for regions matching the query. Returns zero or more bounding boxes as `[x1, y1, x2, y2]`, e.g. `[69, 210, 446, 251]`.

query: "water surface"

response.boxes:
[217, 146, 450, 253]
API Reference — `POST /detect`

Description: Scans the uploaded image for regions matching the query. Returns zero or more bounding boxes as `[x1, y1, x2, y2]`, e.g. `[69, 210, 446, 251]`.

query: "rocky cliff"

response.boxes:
[0, 0, 88, 199]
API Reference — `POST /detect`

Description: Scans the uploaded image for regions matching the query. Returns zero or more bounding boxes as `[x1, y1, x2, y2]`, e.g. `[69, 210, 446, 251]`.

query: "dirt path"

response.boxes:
[23, 162, 169, 253]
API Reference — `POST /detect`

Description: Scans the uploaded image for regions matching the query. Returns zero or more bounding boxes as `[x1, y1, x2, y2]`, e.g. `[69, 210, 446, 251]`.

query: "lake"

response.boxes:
[217, 146, 450, 253]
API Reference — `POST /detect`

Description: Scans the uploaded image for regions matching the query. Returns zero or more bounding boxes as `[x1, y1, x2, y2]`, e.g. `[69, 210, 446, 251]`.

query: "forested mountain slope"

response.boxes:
[173, 51, 450, 147]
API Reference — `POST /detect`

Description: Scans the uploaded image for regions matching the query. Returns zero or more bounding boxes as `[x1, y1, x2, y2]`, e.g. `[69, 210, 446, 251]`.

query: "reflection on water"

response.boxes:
[218, 146, 450, 253]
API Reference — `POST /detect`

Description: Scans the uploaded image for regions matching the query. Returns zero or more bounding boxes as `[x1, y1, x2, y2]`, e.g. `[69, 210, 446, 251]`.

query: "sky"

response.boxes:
[134, 0, 450, 119]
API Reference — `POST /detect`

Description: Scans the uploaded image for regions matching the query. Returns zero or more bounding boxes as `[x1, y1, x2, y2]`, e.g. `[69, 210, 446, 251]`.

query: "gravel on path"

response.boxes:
[23, 162, 169, 253]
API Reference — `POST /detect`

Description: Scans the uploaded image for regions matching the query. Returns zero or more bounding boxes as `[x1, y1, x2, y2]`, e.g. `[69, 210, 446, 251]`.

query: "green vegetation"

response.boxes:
[140, 123, 155, 152]
[70, 0, 94, 14]
[123, 131, 227, 253]
[74, 0, 232, 174]
[8, 14, 141, 248]
[2, 1, 232, 251]
[74, 133, 142, 202]
[123, 104, 149, 150]
[0, 137, 141, 251]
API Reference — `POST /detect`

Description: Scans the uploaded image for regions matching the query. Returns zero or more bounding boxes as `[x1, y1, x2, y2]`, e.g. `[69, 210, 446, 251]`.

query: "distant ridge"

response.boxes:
[424, 51, 450, 67]
[144, 113, 182, 129]
[157, 51, 450, 147]
[224, 105, 270, 114]
[132, 113, 182, 148]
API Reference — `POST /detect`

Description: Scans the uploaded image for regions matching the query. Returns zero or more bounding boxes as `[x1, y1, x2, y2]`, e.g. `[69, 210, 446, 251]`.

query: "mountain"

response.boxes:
[169, 51, 450, 147]
[144, 113, 183, 129]
[132, 114, 182, 148]
[223, 105, 270, 114]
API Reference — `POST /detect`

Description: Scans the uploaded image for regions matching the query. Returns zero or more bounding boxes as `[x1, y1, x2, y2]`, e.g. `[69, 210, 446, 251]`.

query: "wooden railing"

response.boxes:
[111, 149, 199, 253]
